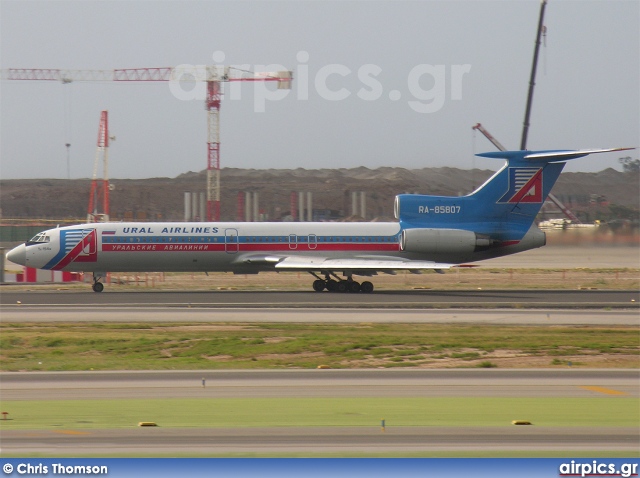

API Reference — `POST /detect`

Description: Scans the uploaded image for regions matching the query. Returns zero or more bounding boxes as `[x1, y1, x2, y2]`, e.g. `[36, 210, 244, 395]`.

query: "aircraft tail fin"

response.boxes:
[395, 148, 634, 242]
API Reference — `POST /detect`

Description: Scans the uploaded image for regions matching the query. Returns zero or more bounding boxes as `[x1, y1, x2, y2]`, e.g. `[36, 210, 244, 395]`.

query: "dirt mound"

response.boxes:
[1, 167, 637, 222]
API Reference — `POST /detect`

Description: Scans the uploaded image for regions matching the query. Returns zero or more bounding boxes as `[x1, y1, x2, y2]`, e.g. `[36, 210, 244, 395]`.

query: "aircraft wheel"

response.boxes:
[92, 282, 104, 293]
[312, 279, 326, 292]
[337, 280, 348, 293]
[348, 281, 361, 293]
[360, 281, 374, 293]
[326, 280, 338, 292]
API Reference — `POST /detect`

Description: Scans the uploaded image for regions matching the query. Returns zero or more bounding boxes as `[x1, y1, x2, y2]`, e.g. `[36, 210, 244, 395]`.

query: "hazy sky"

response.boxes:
[1, 0, 638, 180]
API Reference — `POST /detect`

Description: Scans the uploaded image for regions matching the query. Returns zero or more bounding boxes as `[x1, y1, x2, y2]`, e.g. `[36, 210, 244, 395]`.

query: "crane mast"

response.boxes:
[521, 0, 548, 150]
[206, 79, 222, 222]
[87, 110, 110, 223]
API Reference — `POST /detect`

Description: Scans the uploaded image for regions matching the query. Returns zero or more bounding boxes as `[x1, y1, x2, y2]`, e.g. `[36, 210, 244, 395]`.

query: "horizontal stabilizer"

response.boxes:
[524, 147, 636, 161]
[477, 147, 635, 163]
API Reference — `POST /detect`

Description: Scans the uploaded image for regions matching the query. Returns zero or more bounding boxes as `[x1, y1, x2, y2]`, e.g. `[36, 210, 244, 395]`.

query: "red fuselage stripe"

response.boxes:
[101, 243, 399, 252]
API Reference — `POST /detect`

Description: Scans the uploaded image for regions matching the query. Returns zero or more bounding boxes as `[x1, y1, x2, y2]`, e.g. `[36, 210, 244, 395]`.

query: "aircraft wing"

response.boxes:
[238, 254, 454, 272]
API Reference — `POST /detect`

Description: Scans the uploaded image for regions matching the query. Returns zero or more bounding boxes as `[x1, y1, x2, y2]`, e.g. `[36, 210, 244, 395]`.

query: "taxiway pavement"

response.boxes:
[1, 370, 638, 455]
[1, 306, 638, 325]
[2, 289, 638, 309]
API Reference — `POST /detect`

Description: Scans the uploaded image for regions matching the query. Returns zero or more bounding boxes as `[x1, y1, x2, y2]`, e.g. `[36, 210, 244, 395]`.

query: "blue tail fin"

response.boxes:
[395, 148, 633, 242]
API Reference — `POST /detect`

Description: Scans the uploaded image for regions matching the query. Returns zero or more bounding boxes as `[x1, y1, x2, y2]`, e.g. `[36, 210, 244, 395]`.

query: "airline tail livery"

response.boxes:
[6, 148, 632, 292]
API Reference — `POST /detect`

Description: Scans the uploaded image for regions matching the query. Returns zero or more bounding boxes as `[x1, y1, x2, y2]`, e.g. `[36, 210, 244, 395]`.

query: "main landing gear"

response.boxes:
[310, 273, 374, 293]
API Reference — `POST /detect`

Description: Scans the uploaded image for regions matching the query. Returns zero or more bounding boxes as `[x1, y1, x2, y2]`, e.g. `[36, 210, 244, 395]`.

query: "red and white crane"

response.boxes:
[87, 110, 111, 223]
[1, 66, 292, 221]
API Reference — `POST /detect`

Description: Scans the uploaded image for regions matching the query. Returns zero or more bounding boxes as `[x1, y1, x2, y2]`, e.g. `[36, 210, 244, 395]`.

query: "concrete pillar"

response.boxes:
[253, 192, 259, 222]
[307, 191, 312, 222]
[200, 193, 206, 222]
[291, 191, 297, 222]
[192, 192, 198, 221]
[245, 192, 251, 222]
[352, 191, 358, 216]
[360, 191, 366, 220]
[184, 192, 192, 222]
[237, 191, 245, 221]
[299, 191, 305, 222]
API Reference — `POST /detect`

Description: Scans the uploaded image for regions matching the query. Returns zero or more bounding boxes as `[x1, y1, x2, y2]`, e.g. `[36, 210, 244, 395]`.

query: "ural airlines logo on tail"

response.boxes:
[498, 167, 543, 204]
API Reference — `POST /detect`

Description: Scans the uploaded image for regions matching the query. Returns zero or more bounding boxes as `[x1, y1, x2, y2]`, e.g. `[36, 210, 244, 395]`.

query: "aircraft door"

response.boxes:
[308, 234, 317, 250]
[225, 229, 239, 253]
[289, 234, 297, 250]
[73, 229, 98, 263]
[81, 229, 97, 256]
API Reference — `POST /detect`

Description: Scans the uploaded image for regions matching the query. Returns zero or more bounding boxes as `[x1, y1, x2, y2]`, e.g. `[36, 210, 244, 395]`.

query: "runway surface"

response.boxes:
[1, 289, 638, 308]
[3, 426, 637, 455]
[3, 369, 639, 400]
[1, 370, 638, 455]
[1, 306, 638, 325]
[1, 289, 638, 325]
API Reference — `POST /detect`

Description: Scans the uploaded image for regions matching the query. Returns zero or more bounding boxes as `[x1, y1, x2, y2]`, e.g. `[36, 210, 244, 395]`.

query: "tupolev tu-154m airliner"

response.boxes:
[6, 148, 633, 293]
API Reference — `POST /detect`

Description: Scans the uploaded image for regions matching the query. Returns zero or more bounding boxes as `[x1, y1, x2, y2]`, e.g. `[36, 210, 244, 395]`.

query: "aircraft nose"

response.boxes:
[6, 244, 26, 266]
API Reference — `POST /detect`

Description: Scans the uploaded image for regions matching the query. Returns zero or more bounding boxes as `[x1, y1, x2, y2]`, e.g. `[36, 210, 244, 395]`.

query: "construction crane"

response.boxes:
[472, 2, 582, 224]
[87, 110, 111, 223]
[521, 0, 548, 150]
[472, 123, 507, 152]
[1, 66, 293, 221]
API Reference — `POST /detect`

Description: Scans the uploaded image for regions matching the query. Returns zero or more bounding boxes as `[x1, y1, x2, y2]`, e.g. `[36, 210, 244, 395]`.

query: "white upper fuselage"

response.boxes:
[9, 218, 548, 275]
[20, 221, 405, 273]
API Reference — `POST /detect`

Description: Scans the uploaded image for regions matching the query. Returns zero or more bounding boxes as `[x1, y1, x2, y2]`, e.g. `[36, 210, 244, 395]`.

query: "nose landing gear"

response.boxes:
[92, 281, 104, 293]
[92, 273, 105, 293]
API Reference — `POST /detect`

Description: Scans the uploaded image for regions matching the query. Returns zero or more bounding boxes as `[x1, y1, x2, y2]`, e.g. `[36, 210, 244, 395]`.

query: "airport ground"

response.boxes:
[1, 370, 638, 457]
[0, 244, 638, 457]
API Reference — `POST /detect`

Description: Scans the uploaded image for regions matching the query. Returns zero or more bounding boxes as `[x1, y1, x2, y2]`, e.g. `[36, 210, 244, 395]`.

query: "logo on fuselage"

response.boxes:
[44, 229, 98, 270]
[498, 167, 543, 204]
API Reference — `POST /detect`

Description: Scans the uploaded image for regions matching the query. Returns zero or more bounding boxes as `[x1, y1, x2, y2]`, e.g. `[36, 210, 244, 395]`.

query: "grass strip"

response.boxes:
[1, 397, 637, 429]
[1, 322, 638, 371]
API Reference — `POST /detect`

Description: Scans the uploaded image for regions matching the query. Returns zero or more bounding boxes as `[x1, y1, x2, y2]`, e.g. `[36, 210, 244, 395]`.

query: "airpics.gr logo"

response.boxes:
[498, 167, 543, 204]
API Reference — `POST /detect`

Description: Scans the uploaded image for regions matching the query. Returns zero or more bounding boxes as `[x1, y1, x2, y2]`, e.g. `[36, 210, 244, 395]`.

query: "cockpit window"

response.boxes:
[27, 233, 50, 244]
